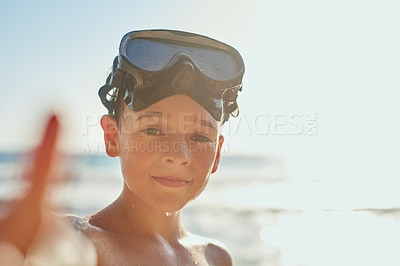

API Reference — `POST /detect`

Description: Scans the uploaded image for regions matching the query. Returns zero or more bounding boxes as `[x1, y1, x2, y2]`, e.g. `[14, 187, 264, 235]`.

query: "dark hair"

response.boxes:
[99, 56, 241, 126]
[99, 58, 240, 126]
[110, 87, 238, 127]
[105, 87, 125, 126]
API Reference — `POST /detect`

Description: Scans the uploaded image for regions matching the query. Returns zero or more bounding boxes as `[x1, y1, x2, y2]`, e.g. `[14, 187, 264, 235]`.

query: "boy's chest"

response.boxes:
[95, 235, 212, 266]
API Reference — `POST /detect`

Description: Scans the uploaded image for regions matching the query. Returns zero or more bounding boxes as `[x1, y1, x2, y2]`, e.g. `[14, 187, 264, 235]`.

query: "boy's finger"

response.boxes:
[28, 114, 59, 197]
[0, 115, 60, 253]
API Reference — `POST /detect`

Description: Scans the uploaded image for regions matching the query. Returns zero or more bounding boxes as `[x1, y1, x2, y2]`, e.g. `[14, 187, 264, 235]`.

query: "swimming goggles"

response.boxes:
[98, 29, 245, 122]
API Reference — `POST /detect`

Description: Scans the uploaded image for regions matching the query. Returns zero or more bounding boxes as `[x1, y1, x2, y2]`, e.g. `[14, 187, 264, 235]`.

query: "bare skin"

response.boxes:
[66, 197, 231, 265]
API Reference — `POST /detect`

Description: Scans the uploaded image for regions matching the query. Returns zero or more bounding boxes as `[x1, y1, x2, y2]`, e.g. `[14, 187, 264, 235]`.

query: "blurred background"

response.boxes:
[1, 0, 400, 265]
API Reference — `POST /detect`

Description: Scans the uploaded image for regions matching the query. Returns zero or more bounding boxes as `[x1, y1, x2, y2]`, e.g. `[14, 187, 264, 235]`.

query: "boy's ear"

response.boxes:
[211, 135, 224, 174]
[100, 115, 119, 157]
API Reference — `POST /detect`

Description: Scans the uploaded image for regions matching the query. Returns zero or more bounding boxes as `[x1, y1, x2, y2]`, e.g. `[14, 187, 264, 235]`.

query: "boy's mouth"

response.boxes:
[151, 176, 190, 188]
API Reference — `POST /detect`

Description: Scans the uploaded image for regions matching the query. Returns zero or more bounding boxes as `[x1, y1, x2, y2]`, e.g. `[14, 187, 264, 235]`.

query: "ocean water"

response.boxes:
[1, 152, 400, 266]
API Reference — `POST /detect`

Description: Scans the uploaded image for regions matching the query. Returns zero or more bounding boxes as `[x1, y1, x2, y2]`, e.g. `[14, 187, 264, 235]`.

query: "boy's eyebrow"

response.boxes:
[135, 112, 217, 130]
[200, 119, 217, 131]
[135, 112, 163, 122]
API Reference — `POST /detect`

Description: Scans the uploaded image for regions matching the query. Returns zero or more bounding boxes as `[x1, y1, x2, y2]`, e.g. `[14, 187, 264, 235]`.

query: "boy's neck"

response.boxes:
[88, 186, 187, 243]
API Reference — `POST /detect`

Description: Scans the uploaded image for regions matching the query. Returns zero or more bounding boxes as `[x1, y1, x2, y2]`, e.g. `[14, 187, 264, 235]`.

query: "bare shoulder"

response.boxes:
[59, 214, 94, 233]
[60, 214, 115, 265]
[184, 232, 233, 266]
[59, 214, 107, 245]
[204, 238, 232, 266]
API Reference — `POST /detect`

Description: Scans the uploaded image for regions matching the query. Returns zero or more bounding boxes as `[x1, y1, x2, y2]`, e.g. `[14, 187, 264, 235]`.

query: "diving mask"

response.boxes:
[98, 29, 245, 122]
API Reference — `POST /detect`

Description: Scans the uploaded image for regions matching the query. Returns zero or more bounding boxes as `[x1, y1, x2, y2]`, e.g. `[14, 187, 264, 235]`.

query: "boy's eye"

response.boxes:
[141, 128, 163, 136]
[191, 134, 212, 142]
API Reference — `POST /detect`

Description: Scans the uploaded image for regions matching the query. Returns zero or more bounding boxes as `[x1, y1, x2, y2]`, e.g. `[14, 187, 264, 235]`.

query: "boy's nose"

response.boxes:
[163, 140, 192, 166]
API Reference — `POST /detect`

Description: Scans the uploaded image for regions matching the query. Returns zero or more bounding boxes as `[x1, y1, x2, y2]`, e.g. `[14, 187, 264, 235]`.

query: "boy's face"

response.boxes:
[101, 94, 224, 213]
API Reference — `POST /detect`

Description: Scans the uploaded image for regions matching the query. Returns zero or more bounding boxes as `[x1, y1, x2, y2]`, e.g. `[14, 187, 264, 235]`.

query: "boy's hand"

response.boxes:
[0, 115, 59, 254]
[0, 115, 97, 265]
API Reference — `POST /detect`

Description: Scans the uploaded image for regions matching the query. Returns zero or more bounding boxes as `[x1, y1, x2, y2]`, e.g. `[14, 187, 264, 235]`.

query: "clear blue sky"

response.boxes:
[1, 0, 400, 204]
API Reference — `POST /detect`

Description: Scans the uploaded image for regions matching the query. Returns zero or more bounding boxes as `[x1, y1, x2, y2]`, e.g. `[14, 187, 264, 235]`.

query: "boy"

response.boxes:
[0, 29, 244, 265]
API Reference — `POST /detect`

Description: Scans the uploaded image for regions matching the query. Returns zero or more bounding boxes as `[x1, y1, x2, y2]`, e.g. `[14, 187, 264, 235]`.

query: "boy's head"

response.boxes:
[98, 30, 244, 212]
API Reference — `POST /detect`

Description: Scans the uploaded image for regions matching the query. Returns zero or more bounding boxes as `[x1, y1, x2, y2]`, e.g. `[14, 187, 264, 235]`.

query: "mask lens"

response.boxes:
[126, 39, 172, 72]
[188, 46, 239, 81]
[125, 38, 240, 81]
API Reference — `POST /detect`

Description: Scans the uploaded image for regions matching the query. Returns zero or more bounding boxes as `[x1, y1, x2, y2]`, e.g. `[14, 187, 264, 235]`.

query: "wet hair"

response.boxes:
[114, 88, 126, 126]
[101, 60, 240, 127]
